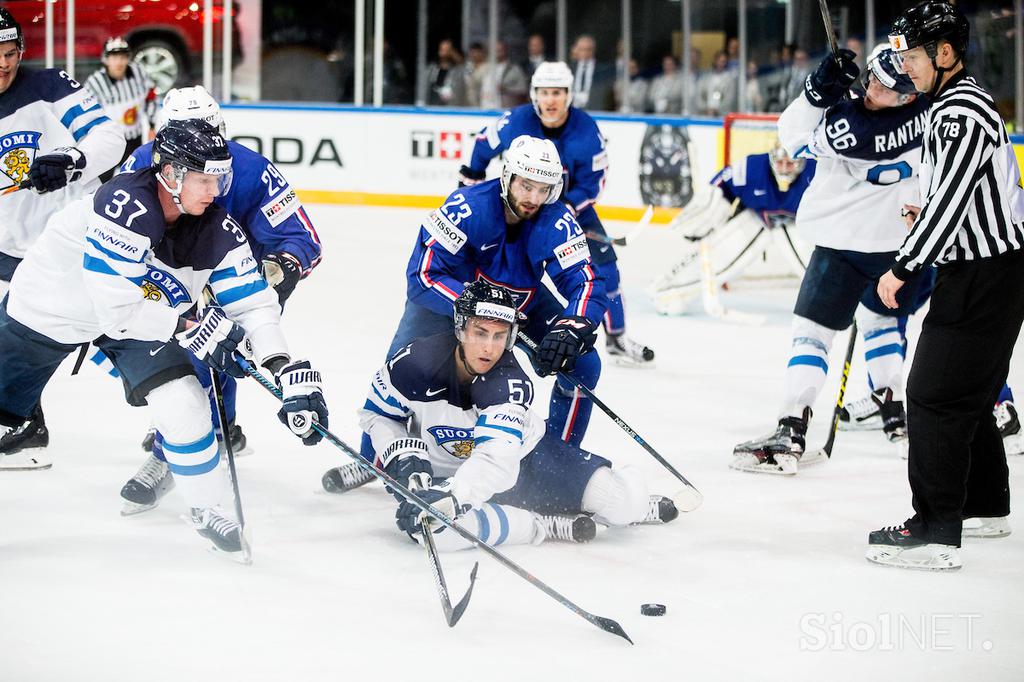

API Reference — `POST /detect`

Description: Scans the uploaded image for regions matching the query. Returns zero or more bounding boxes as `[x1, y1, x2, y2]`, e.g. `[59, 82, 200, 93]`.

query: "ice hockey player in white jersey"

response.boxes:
[731, 45, 931, 475]
[364, 281, 678, 551]
[0, 119, 328, 557]
[649, 144, 815, 316]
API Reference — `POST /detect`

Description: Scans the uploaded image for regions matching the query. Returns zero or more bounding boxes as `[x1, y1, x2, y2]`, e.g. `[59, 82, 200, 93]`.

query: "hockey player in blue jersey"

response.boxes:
[0, 7, 127, 465]
[322, 135, 607, 494]
[459, 61, 655, 368]
[0, 119, 328, 556]
[649, 144, 815, 315]
[365, 282, 677, 551]
[112, 86, 323, 514]
[732, 45, 931, 475]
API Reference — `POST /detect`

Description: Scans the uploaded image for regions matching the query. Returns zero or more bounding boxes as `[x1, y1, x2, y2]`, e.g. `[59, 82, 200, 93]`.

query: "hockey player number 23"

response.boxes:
[441, 193, 473, 225]
[104, 190, 148, 227]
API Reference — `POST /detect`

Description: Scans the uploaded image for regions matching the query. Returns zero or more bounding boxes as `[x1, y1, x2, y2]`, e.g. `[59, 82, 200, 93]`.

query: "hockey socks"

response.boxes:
[580, 466, 650, 526]
[779, 316, 835, 419]
[856, 306, 904, 399]
[425, 503, 545, 552]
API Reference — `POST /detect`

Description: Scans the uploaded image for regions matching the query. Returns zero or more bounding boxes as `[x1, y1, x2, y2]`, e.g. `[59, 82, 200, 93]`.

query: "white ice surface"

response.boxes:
[2, 205, 1023, 681]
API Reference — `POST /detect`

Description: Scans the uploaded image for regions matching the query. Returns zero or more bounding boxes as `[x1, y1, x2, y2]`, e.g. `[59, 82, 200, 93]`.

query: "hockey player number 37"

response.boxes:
[104, 190, 148, 227]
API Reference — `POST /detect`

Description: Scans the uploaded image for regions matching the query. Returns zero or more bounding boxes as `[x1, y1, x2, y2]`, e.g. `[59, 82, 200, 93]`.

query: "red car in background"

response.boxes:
[1, 0, 240, 92]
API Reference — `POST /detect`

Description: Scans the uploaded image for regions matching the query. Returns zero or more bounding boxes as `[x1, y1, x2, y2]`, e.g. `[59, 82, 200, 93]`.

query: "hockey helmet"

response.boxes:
[862, 44, 918, 99]
[158, 86, 226, 136]
[768, 142, 805, 192]
[454, 280, 520, 351]
[888, 1, 969, 60]
[103, 36, 131, 58]
[153, 118, 233, 211]
[501, 135, 564, 206]
[0, 7, 24, 51]
[530, 61, 574, 122]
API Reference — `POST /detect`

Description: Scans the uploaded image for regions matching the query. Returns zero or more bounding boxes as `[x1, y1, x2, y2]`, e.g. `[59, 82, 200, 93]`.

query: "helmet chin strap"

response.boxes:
[925, 45, 962, 97]
[156, 166, 188, 213]
[456, 342, 480, 378]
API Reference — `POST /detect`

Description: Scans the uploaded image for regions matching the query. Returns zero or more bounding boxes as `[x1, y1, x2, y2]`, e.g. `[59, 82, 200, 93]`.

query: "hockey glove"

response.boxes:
[28, 147, 86, 193]
[804, 49, 859, 108]
[261, 252, 302, 304]
[175, 307, 247, 378]
[275, 359, 329, 445]
[458, 165, 486, 187]
[378, 437, 434, 502]
[534, 315, 598, 376]
[395, 481, 466, 535]
[669, 184, 734, 242]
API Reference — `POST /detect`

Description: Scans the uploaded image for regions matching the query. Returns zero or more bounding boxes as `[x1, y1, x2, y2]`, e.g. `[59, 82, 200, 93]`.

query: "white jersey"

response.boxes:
[778, 93, 929, 253]
[358, 333, 546, 509]
[7, 169, 287, 363]
[0, 67, 126, 260]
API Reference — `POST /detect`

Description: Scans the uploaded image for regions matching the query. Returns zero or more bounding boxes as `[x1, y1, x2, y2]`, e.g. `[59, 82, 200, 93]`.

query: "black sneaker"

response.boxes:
[0, 404, 49, 455]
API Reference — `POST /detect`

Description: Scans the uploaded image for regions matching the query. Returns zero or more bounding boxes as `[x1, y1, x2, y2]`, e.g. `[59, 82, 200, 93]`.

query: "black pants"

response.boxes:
[905, 249, 1024, 546]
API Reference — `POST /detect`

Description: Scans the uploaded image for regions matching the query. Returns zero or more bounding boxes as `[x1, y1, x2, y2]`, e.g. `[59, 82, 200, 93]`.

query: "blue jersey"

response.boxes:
[711, 153, 816, 226]
[121, 140, 322, 274]
[468, 105, 607, 223]
[406, 179, 606, 325]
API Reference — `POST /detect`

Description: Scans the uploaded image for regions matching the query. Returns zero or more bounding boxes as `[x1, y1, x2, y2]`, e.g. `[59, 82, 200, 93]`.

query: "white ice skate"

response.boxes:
[962, 516, 1011, 538]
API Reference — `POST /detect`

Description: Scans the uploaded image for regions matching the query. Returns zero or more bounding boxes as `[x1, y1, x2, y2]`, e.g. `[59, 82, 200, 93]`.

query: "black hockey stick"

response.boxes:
[585, 205, 653, 247]
[516, 331, 703, 512]
[209, 367, 254, 564]
[817, 0, 841, 57]
[410, 472, 479, 627]
[807, 322, 857, 461]
[235, 356, 632, 644]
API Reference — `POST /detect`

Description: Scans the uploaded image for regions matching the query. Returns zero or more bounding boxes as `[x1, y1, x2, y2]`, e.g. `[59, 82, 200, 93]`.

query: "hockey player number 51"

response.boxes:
[104, 190, 148, 227]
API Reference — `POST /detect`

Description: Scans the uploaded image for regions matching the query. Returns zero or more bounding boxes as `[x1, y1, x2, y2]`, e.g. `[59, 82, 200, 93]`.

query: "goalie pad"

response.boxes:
[649, 209, 767, 315]
[668, 184, 734, 241]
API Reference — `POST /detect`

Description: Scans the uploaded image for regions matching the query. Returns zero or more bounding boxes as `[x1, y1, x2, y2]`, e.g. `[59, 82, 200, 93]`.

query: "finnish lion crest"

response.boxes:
[0, 131, 41, 190]
[428, 425, 476, 459]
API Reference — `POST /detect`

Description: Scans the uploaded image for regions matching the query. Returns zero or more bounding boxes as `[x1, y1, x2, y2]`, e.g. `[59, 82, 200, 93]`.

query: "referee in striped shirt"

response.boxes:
[84, 37, 158, 181]
[867, 1, 1024, 571]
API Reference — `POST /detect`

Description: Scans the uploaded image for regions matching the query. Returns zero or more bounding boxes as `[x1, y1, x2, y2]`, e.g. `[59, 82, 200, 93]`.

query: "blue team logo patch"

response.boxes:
[138, 266, 192, 307]
[0, 131, 42, 190]
[428, 425, 476, 459]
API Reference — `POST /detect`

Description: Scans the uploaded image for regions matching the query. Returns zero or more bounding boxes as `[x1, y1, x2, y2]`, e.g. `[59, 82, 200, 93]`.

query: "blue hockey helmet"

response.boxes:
[863, 44, 918, 100]
[0, 7, 24, 52]
[153, 118, 233, 212]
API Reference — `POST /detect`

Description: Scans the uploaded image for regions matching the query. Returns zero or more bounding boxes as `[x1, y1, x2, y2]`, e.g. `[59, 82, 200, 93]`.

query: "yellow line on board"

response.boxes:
[295, 189, 681, 224]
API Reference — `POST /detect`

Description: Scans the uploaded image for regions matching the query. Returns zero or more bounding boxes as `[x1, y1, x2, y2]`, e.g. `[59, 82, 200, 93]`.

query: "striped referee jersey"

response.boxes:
[83, 64, 157, 143]
[892, 70, 1024, 279]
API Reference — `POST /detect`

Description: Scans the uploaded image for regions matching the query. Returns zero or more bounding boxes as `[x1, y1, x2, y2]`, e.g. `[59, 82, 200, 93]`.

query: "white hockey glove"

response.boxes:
[378, 438, 434, 501]
[669, 184, 734, 242]
[275, 359, 328, 445]
[28, 147, 86, 193]
[175, 307, 246, 377]
[395, 480, 466, 535]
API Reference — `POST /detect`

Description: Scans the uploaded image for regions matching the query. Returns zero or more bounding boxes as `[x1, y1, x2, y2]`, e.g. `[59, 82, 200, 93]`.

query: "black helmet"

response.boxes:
[889, 1, 969, 60]
[454, 280, 520, 351]
[0, 7, 24, 52]
[153, 118, 233, 210]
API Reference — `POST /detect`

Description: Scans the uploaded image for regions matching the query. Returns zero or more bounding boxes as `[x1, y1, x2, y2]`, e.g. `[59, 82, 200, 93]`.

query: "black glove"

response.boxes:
[804, 49, 860, 108]
[534, 315, 598, 376]
[261, 252, 302, 304]
[275, 359, 329, 445]
[379, 438, 434, 501]
[458, 164, 486, 187]
[175, 307, 246, 378]
[395, 484, 465, 535]
[28, 147, 86, 193]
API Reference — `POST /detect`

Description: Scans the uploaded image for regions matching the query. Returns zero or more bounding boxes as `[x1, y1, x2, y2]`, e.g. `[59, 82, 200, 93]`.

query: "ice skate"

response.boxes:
[120, 454, 175, 516]
[0, 405, 51, 470]
[962, 516, 1011, 538]
[189, 506, 247, 560]
[605, 333, 655, 368]
[866, 524, 962, 571]
[731, 408, 811, 475]
[322, 461, 376, 493]
[535, 513, 598, 543]
[995, 401, 1022, 456]
[837, 394, 882, 431]
[218, 422, 253, 457]
[639, 495, 679, 524]
[871, 387, 908, 457]
[140, 427, 156, 453]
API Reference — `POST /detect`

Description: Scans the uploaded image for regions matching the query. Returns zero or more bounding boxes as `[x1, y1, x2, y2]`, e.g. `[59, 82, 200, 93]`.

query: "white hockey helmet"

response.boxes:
[768, 141, 805, 191]
[158, 86, 225, 136]
[501, 135, 564, 205]
[530, 61, 574, 120]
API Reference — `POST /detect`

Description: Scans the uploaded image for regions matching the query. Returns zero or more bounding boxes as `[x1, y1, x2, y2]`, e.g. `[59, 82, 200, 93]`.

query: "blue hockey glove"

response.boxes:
[395, 482, 466, 535]
[175, 307, 246, 378]
[534, 315, 598, 376]
[275, 359, 328, 445]
[804, 49, 860, 108]
[378, 437, 434, 501]
[28, 147, 86, 193]
[261, 252, 302, 304]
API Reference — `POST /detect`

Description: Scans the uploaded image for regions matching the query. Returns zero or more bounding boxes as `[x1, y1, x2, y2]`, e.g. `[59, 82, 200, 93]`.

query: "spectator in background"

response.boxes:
[615, 57, 649, 113]
[745, 59, 765, 112]
[726, 37, 741, 70]
[426, 39, 467, 106]
[464, 42, 488, 107]
[845, 37, 866, 70]
[698, 50, 737, 116]
[682, 47, 701, 114]
[570, 34, 614, 110]
[492, 40, 529, 109]
[648, 55, 684, 114]
[778, 47, 811, 108]
[761, 42, 794, 111]
[524, 33, 547, 79]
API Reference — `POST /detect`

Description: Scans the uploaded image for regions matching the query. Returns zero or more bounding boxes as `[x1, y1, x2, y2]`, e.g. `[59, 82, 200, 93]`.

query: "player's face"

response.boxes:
[0, 42, 23, 95]
[863, 74, 904, 110]
[104, 53, 130, 80]
[535, 87, 569, 125]
[893, 46, 933, 91]
[461, 318, 510, 374]
[178, 171, 223, 214]
[508, 176, 552, 219]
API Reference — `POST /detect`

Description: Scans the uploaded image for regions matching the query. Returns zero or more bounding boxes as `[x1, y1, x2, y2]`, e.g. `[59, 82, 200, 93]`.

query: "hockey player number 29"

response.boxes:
[104, 190, 148, 227]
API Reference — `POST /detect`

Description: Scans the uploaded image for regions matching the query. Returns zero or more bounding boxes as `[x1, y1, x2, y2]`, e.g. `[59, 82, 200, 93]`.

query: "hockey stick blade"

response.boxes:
[236, 356, 632, 643]
[1, 180, 31, 196]
[584, 205, 653, 247]
[586, 230, 626, 246]
[448, 561, 479, 626]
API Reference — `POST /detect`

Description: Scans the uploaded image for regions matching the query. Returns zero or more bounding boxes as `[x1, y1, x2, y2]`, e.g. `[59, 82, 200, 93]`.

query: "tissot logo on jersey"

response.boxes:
[138, 267, 191, 306]
[428, 426, 476, 459]
[554, 234, 591, 269]
[0, 131, 41, 187]
[261, 189, 300, 227]
[425, 210, 468, 254]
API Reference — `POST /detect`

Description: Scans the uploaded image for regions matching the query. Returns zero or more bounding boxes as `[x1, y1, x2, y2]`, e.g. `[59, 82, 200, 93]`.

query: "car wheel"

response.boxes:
[133, 39, 186, 94]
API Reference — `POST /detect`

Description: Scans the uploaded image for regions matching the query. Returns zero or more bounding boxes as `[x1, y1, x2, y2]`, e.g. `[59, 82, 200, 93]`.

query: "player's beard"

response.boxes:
[509, 193, 540, 221]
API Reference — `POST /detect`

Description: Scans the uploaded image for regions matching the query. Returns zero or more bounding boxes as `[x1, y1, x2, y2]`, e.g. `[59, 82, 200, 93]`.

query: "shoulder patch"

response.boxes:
[261, 188, 301, 227]
[553, 233, 591, 269]
[424, 208, 468, 254]
[937, 116, 966, 145]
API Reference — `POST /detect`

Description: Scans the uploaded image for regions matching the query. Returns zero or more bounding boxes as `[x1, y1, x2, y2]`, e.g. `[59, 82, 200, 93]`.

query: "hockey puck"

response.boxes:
[640, 603, 666, 617]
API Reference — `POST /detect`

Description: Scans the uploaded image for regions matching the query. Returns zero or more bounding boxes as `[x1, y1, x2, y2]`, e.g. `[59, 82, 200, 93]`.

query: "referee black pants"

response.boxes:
[905, 249, 1024, 546]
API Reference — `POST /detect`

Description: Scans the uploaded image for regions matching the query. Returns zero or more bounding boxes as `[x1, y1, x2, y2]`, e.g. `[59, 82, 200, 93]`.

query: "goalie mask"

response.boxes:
[158, 86, 226, 136]
[153, 118, 233, 212]
[501, 135, 564, 208]
[768, 142, 805, 192]
[454, 281, 520, 352]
